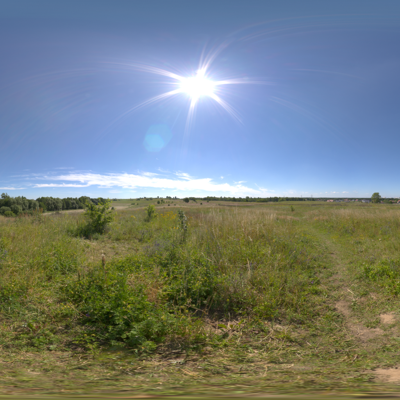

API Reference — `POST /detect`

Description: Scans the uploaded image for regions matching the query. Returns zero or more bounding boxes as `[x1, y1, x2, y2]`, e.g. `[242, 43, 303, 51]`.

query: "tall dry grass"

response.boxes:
[0, 206, 325, 351]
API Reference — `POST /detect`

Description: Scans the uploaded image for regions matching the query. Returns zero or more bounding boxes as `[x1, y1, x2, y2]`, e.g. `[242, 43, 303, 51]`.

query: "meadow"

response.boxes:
[1, 200, 400, 396]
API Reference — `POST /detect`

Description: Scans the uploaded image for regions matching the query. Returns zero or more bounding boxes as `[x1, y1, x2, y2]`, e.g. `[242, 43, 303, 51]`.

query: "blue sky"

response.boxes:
[1, 0, 400, 199]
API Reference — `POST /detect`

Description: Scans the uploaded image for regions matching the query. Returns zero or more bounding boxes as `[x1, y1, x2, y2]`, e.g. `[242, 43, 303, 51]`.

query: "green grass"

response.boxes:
[2, 202, 400, 395]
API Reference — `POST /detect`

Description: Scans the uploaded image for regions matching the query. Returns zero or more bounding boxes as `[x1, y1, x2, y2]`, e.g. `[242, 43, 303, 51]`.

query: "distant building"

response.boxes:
[327, 200, 334, 202]
[362, 200, 370, 203]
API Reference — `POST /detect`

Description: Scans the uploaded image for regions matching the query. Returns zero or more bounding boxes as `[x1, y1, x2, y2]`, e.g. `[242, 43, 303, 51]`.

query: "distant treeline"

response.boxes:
[192, 197, 399, 202]
[36, 196, 108, 211]
[0, 193, 40, 217]
[0, 193, 107, 217]
[135, 196, 315, 202]
[201, 196, 315, 202]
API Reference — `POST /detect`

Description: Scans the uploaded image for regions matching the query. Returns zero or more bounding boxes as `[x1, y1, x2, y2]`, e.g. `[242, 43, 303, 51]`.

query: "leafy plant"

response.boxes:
[83, 199, 114, 234]
[63, 267, 181, 349]
[177, 209, 188, 242]
[145, 204, 157, 222]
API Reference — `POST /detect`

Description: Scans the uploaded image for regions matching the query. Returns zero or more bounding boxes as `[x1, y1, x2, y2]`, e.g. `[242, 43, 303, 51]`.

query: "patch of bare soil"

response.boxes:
[335, 300, 383, 341]
[380, 312, 396, 325]
[375, 367, 400, 383]
[336, 300, 351, 318]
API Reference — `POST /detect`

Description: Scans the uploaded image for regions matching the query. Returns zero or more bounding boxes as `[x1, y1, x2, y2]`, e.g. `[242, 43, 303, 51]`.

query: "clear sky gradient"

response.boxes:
[1, 0, 399, 199]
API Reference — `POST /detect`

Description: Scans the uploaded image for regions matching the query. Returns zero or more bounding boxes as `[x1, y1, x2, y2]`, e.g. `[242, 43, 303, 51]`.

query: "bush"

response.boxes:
[63, 265, 184, 349]
[145, 205, 157, 222]
[83, 199, 114, 235]
[3, 211, 15, 217]
[112, 250, 220, 309]
[11, 205, 22, 215]
[0, 206, 11, 215]
[363, 260, 400, 295]
[160, 249, 220, 307]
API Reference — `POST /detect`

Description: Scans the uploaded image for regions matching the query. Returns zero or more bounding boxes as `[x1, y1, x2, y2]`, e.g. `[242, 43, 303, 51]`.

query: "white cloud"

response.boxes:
[221, 176, 224, 179]
[0, 187, 26, 190]
[141, 171, 159, 177]
[34, 183, 90, 188]
[29, 171, 272, 197]
[174, 172, 192, 180]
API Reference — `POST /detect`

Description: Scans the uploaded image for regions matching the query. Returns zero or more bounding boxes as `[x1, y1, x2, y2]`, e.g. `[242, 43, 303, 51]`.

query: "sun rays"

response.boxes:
[123, 61, 247, 125]
[107, 46, 265, 135]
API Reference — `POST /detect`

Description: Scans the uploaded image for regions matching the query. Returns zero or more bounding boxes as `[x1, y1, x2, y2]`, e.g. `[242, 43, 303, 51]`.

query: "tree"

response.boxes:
[84, 199, 114, 234]
[11, 205, 22, 215]
[0, 206, 11, 215]
[371, 192, 381, 204]
[183, 198, 189, 203]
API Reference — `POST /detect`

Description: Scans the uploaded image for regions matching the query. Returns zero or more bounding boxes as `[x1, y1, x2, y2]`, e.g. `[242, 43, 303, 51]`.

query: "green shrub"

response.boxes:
[0, 206, 11, 215]
[11, 205, 22, 215]
[145, 205, 157, 222]
[63, 266, 183, 349]
[83, 199, 114, 235]
[363, 260, 400, 294]
[160, 249, 220, 307]
[3, 210, 15, 217]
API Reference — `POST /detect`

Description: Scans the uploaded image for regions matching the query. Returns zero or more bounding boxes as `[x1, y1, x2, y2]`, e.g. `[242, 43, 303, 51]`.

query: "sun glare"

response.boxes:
[119, 56, 258, 131]
[179, 72, 215, 101]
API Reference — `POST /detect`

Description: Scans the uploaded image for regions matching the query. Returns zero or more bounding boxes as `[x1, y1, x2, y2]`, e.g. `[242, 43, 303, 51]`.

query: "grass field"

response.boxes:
[1, 200, 400, 396]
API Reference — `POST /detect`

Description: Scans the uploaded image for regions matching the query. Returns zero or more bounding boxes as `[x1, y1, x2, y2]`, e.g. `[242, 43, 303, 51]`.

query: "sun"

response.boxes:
[120, 59, 257, 126]
[179, 71, 216, 101]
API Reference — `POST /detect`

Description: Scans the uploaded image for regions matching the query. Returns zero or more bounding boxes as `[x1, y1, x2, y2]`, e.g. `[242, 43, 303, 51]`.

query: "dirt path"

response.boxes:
[305, 224, 400, 384]
[312, 227, 390, 342]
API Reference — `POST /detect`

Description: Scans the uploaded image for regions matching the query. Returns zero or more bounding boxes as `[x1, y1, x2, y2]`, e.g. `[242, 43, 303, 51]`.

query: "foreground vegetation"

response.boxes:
[1, 200, 400, 395]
